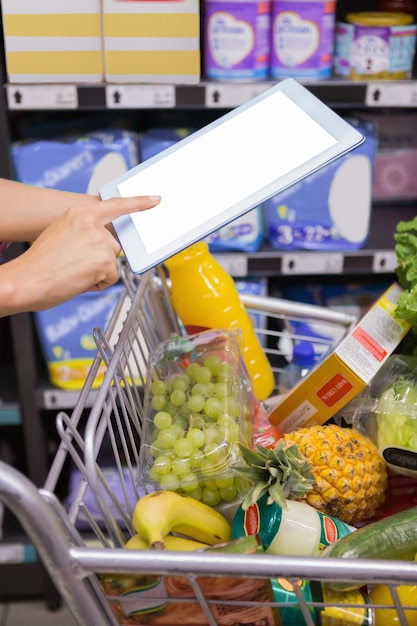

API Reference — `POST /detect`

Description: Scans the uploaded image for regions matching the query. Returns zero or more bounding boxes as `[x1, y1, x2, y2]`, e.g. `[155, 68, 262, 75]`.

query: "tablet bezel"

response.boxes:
[100, 78, 364, 274]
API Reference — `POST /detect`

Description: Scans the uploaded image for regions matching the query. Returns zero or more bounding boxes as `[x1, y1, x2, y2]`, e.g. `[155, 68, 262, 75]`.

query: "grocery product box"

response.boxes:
[373, 147, 417, 202]
[102, 0, 201, 83]
[370, 112, 417, 203]
[1, 0, 103, 83]
[267, 283, 411, 432]
[264, 119, 377, 251]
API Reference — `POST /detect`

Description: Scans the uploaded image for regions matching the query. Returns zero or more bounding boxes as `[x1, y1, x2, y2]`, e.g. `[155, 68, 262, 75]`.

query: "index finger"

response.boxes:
[98, 195, 161, 224]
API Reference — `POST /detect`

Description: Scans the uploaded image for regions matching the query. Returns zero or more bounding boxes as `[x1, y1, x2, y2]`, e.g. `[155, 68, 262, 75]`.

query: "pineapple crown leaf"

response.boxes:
[236, 440, 315, 509]
[241, 481, 270, 511]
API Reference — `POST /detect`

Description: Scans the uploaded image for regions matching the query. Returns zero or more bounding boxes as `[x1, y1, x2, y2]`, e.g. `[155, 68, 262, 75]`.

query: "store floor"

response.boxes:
[0, 599, 77, 625]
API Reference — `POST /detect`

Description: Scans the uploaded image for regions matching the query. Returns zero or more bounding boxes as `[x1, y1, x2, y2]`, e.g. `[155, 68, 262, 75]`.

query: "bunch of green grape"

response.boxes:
[145, 354, 252, 507]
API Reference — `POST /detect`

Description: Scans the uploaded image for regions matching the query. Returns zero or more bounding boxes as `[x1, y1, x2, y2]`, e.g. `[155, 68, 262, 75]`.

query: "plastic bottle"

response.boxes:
[279, 341, 315, 394]
[164, 242, 274, 401]
[232, 496, 354, 557]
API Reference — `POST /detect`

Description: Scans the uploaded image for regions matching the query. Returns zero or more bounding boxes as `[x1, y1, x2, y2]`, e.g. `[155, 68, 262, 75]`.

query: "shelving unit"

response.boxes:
[0, 1, 416, 603]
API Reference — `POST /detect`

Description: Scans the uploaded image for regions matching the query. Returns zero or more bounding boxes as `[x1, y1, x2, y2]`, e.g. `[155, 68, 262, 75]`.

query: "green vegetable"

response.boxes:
[394, 216, 417, 332]
[322, 506, 417, 591]
[376, 379, 417, 451]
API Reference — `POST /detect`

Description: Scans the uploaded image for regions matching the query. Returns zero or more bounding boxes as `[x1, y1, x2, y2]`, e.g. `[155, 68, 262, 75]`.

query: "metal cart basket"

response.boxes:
[1, 263, 417, 626]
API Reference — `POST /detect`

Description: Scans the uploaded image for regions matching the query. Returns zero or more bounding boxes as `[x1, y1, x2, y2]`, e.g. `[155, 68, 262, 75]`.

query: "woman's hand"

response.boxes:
[0, 195, 160, 316]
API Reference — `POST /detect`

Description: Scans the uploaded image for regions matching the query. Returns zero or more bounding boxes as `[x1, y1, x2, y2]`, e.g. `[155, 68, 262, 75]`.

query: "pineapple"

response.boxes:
[238, 424, 387, 526]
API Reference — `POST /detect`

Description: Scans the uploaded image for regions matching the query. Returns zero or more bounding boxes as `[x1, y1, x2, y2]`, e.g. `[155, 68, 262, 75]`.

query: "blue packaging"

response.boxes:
[11, 129, 138, 388]
[138, 127, 194, 161]
[205, 205, 264, 252]
[11, 129, 139, 194]
[264, 119, 377, 251]
[34, 284, 123, 390]
[235, 278, 268, 346]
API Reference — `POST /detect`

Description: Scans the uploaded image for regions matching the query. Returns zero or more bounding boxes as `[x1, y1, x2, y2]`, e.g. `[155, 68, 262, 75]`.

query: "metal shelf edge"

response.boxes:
[4, 79, 417, 110]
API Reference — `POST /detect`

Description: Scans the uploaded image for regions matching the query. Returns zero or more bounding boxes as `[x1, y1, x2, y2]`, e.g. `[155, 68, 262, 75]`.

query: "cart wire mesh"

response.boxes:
[1, 262, 417, 626]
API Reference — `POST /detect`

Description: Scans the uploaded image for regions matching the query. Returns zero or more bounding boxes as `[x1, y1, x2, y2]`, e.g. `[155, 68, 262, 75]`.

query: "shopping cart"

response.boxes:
[1, 262, 417, 626]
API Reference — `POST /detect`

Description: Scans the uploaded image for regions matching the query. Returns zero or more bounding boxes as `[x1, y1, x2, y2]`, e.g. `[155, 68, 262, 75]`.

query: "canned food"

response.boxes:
[270, 578, 374, 625]
[334, 11, 417, 80]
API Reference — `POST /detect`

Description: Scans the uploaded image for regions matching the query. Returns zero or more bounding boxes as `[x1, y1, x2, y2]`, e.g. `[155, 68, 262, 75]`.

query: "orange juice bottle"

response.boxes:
[164, 242, 274, 401]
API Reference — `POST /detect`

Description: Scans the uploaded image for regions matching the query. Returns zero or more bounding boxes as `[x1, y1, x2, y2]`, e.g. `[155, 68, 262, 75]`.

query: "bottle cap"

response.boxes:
[292, 341, 315, 367]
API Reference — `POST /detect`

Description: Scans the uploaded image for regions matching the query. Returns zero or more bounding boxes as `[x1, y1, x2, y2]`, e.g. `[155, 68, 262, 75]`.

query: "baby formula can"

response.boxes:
[334, 11, 417, 79]
[270, 0, 336, 79]
[204, 0, 271, 80]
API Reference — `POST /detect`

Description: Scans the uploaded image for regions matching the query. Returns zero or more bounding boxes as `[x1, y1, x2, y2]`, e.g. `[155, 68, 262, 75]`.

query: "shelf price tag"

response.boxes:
[0, 543, 24, 563]
[215, 254, 248, 277]
[281, 252, 344, 275]
[373, 250, 398, 273]
[105, 85, 175, 108]
[7, 85, 78, 109]
[205, 84, 270, 108]
[365, 82, 417, 107]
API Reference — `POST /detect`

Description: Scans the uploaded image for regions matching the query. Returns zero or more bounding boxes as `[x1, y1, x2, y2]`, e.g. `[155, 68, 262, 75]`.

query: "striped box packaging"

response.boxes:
[102, 0, 201, 83]
[1, 0, 103, 83]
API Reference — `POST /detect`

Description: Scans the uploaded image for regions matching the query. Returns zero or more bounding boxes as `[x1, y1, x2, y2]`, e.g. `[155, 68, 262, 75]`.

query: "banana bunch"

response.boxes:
[131, 491, 232, 550]
[125, 533, 208, 551]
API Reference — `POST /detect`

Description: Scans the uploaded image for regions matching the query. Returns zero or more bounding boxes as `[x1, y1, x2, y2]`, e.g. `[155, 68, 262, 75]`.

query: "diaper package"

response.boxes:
[205, 205, 264, 253]
[12, 129, 139, 194]
[34, 285, 123, 390]
[264, 119, 377, 251]
[11, 129, 138, 388]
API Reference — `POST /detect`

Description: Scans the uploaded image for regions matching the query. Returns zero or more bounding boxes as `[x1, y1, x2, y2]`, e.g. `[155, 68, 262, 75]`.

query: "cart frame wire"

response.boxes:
[1, 263, 417, 626]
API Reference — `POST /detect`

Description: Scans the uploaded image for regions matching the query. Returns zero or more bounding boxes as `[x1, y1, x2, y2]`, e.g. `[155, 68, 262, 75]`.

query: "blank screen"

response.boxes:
[117, 90, 337, 255]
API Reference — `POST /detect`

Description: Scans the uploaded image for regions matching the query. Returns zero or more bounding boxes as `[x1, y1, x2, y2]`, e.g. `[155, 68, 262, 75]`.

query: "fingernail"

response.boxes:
[149, 195, 161, 202]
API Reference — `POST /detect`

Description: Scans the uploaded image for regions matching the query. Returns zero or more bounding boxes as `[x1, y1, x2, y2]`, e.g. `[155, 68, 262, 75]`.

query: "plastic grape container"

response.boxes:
[138, 328, 255, 513]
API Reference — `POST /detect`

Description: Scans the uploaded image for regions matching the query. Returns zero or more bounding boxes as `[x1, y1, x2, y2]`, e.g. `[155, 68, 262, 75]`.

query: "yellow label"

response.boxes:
[105, 50, 200, 76]
[103, 13, 199, 38]
[4, 14, 101, 37]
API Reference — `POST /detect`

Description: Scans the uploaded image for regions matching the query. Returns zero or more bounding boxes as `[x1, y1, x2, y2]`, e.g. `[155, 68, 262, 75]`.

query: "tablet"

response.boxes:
[100, 78, 364, 274]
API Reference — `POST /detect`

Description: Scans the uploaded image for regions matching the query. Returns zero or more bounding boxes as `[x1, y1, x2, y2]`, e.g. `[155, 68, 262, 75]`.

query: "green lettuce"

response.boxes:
[394, 217, 417, 333]
[376, 379, 417, 451]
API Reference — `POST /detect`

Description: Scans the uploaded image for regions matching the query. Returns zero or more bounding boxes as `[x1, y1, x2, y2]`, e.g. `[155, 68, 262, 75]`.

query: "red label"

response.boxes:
[353, 327, 387, 362]
[317, 373, 354, 407]
[323, 515, 337, 543]
[243, 503, 260, 536]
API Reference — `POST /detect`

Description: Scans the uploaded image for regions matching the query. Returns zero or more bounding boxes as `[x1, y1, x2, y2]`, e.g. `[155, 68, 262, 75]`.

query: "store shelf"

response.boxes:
[215, 203, 416, 277]
[35, 384, 99, 412]
[0, 541, 37, 564]
[4, 78, 417, 111]
[0, 405, 20, 426]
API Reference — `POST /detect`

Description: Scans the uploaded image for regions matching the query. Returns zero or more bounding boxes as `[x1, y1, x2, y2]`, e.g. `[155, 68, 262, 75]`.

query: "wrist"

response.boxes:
[0, 261, 40, 316]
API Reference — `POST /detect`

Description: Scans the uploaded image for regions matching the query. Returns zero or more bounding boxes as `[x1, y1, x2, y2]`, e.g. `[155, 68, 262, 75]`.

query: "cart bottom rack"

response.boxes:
[1, 266, 417, 626]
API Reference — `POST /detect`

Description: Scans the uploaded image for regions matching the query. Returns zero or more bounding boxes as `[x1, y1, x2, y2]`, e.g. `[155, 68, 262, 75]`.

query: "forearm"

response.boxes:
[0, 178, 97, 242]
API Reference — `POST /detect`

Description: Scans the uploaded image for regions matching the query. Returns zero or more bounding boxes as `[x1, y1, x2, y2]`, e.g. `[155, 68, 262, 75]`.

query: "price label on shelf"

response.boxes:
[0, 543, 24, 564]
[7, 85, 78, 109]
[373, 251, 397, 273]
[105, 85, 175, 108]
[215, 254, 248, 277]
[365, 82, 417, 107]
[281, 252, 344, 275]
[205, 84, 270, 108]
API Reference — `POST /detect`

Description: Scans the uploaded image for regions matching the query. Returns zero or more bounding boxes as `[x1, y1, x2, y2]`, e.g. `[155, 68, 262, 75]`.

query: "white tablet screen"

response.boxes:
[116, 90, 336, 255]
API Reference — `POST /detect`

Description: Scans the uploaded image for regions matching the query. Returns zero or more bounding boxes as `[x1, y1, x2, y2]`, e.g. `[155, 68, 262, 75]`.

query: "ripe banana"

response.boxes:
[125, 533, 209, 551]
[132, 491, 232, 549]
